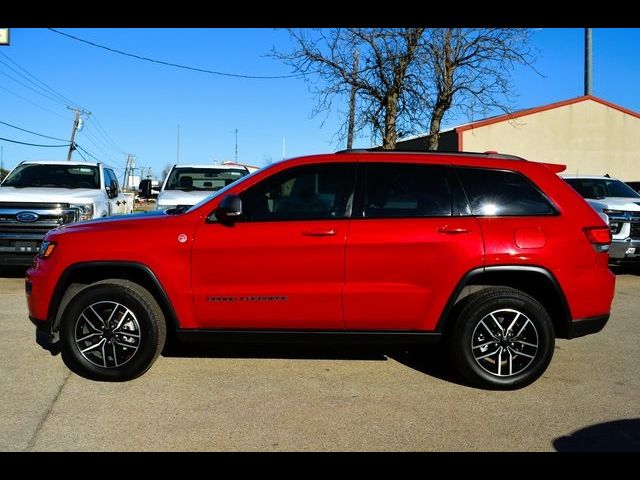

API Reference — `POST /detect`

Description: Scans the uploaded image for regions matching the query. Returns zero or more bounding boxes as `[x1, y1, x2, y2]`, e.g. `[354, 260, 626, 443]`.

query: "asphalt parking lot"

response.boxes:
[1, 267, 639, 452]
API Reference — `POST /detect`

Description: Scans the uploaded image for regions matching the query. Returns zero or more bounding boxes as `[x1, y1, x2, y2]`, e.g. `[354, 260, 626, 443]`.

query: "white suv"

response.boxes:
[563, 175, 640, 262]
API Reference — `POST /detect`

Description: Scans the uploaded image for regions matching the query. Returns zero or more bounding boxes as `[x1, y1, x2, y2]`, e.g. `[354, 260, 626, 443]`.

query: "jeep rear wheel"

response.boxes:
[449, 287, 554, 390]
[59, 279, 166, 381]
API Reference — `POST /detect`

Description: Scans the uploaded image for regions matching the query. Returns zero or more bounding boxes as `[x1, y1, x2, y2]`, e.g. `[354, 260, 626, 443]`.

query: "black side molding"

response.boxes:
[566, 314, 609, 339]
[176, 329, 442, 345]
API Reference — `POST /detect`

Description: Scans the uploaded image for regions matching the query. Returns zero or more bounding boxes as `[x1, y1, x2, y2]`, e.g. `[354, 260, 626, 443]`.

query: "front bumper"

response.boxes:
[29, 316, 60, 354]
[609, 238, 640, 261]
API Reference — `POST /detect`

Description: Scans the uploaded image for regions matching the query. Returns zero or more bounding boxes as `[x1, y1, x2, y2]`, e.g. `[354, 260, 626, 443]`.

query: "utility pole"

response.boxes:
[234, 128, 238, 162]
[585, 28, 593, 96]
[122, 154, 130, 188]
[347, 49, 359, 149]
[66, 107, 90, 161]
[122, 154, 136, 190]
[282, 137, 286, 160]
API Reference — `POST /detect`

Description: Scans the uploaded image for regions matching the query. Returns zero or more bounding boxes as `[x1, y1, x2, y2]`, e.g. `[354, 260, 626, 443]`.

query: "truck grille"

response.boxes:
[0, 202, 80, 253]
[630, 222, 640, 239]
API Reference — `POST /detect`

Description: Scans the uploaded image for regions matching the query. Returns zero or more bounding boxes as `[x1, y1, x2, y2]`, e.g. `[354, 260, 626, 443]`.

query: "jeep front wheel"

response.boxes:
[449, 287, 555, 390]
[59, 279, 166, 381]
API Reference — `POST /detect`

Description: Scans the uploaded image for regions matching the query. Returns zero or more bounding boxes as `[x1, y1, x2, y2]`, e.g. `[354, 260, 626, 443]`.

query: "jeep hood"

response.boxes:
[0, 186, 101, 204]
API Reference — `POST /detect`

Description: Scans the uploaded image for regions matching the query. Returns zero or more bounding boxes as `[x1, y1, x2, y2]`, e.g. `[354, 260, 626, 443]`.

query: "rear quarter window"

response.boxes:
[456, 167, 556, 216]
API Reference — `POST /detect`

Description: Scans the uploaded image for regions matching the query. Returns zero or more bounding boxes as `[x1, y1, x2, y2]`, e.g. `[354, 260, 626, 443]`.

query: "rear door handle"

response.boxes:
[437, 226, 470, 234]
[303, 229, 336, 236]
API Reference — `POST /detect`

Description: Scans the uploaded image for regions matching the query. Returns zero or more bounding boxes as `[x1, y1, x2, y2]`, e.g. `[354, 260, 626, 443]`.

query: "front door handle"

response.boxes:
[437, 226, 470, 234]
[303, 229, 336, 236]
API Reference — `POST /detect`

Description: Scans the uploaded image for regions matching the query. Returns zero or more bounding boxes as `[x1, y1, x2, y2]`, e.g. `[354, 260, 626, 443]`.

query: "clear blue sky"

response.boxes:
[1, 28, 639, 182]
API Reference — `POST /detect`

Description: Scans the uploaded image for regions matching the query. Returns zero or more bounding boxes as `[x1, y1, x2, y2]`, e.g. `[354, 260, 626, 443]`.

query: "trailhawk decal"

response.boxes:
[207, 295, 288, 303]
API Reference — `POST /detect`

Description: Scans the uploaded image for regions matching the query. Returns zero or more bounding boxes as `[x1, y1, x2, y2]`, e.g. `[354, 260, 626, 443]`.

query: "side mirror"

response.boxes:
[138, 179, 152, 198]
[213, 194, 242, 225]
[107, 180, 118, 199]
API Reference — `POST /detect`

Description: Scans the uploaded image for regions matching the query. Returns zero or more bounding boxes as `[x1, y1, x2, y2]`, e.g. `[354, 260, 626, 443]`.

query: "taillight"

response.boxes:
[584, 227, 612, 252]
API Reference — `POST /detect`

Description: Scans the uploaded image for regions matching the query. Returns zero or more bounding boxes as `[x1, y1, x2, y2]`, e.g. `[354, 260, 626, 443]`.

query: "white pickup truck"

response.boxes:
[563, 175, 640, 263]
[0, 160, 133, 266]
[155, 163, 255, 211]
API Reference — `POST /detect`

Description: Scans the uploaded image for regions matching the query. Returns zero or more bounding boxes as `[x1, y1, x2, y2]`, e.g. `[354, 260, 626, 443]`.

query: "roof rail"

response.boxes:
[335, 148, 525, 161]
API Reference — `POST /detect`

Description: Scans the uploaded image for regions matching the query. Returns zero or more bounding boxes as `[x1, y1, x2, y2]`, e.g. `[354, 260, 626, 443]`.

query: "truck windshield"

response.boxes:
[164, 167, 248, 192]
[2, 164, 100, 189]
[565, 178, 640, 199]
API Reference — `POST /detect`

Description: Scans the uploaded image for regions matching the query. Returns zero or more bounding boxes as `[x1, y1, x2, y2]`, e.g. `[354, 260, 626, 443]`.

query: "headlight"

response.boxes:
[71, 203, 94, 221]
[38, 241, 56, 258]
[603, 209, 625, 215]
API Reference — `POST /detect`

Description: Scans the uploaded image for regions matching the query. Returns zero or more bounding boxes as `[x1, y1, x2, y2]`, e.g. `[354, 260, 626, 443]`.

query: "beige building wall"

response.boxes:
[460, 99, 640, 180]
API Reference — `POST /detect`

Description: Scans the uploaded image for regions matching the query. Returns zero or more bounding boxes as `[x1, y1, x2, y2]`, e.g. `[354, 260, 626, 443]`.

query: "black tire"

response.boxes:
[449, 287, 554, 390]
[59, 279, 166, 381]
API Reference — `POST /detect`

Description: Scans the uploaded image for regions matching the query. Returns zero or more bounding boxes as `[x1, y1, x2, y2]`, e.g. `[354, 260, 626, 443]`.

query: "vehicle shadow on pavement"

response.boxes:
[387, 346, 469, 387]
[163, 342, 464, 385]
[0, 266, 28, 278]
[163, 342, 388, 361]
[553, 419, 640, 451]
[610, 264, 640, 276]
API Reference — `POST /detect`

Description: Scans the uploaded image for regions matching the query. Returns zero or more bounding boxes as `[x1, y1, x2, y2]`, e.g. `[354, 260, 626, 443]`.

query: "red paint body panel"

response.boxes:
[26, 152, 615, 337]
[344, 217, 483, 330]
[191, 219, 348, 329]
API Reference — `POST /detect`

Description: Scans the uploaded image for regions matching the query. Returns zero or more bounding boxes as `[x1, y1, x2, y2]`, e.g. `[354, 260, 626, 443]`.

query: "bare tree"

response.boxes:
[274, 28, 534, 150]
[424, 28, 534, 150]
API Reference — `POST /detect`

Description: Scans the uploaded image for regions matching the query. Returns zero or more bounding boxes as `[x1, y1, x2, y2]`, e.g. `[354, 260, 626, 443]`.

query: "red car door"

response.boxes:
[190, 162, 356, 329]
[343, 162, 484, 331]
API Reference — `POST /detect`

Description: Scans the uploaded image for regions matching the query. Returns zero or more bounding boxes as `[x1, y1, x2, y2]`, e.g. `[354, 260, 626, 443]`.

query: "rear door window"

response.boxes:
[358, 163, 453, 218]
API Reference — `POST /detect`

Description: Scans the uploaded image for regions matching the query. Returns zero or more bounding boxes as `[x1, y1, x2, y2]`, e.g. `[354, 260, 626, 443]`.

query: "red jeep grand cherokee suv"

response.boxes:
[26, 150, 615, 389]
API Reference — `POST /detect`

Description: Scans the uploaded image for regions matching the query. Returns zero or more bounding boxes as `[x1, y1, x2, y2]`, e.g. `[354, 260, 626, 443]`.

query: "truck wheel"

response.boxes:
[449, 287, 554, 390]
[59, 279, 166, 381]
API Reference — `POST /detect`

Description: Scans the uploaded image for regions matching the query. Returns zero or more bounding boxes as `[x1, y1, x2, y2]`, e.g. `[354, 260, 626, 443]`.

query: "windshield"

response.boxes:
[565, 178, 640, 199]
[164, 167, 248, 192]
[1, 164, 100, 189]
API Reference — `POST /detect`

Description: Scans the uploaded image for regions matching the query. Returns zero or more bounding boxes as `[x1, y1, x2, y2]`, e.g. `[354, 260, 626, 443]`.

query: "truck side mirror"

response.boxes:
[138, 179, 152, 198]
[107, 180, 118, 199]
[212, 194, 242, 225]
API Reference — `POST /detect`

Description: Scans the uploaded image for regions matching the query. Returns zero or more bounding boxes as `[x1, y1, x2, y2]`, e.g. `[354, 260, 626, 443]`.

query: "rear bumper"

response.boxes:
[609, 238, 640, 261]
[566, 314, 609, 339]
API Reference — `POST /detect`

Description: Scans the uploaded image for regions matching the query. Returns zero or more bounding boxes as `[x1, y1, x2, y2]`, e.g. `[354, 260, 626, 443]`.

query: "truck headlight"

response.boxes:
[71, 203, 94, 221]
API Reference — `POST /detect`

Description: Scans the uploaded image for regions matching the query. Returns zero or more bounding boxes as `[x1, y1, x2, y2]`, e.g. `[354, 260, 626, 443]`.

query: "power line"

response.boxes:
[48, 28, 305, 80]
[78, 128, 124, 168]
[0, 52, 80, 108]
[0, 136, 69, 147]
[0, 67, 69, 108]
[75, 143, 120, 171]
[0, 119, 67, 142]
[75, 147, 90, 162]
[85, 117, 126, 155]
[0, 84, 70, 120]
